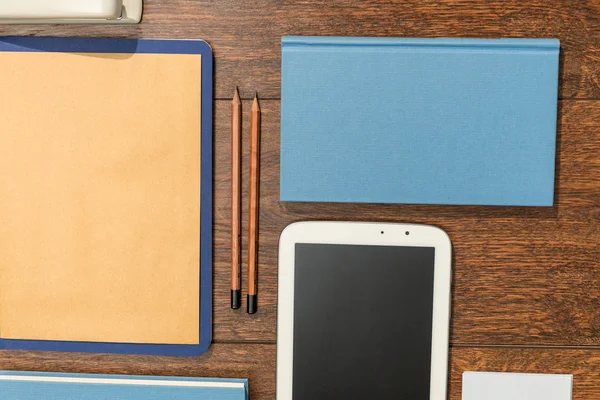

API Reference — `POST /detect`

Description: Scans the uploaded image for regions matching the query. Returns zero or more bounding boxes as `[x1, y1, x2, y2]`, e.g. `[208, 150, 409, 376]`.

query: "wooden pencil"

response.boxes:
[231, 87, 242, 309]
[247, 94, 261, 314]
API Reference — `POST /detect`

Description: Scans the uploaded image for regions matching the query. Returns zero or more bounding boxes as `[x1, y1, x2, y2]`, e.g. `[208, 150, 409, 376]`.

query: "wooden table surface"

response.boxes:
[1, 1, 600, 399]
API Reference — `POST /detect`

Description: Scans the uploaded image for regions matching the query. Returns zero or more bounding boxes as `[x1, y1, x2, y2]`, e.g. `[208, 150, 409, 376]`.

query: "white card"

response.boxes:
[462, 372, 572, 400]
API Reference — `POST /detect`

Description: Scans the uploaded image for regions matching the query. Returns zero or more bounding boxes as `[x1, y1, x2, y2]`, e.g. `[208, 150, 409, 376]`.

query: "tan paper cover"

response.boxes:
[0, 52, 201, 345]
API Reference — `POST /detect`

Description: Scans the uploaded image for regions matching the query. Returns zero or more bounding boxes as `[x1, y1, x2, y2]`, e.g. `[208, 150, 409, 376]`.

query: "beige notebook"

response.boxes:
[0, 51, 201, 345]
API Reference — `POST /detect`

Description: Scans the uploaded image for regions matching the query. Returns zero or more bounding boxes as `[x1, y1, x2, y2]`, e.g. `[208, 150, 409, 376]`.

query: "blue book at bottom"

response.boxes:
[0, 371, 249, 400]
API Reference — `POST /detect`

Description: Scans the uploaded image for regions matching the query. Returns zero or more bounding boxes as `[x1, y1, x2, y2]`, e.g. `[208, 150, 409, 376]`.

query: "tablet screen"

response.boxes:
[293, 243, 435, 399]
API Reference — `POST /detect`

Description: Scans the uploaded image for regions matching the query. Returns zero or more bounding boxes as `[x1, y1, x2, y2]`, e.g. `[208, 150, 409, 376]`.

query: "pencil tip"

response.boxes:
[233, 87, 240, 103]
[252, 95, 260, 111]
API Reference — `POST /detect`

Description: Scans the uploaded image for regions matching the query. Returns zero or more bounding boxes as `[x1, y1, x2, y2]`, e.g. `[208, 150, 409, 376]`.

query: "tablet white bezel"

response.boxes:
[276, 221, 452, 400]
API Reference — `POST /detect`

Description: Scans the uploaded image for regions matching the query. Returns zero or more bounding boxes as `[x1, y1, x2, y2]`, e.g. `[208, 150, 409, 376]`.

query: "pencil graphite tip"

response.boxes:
[233, 87, 241, 104]
[252, 95, 260, 111]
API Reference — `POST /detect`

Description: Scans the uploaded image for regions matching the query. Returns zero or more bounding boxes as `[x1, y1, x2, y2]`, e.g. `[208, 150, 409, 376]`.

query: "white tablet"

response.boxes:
[277, 221, 452, 400]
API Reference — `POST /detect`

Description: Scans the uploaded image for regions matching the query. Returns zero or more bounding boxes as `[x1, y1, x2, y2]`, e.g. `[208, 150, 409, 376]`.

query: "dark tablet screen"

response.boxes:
[292, 244, 436, 399]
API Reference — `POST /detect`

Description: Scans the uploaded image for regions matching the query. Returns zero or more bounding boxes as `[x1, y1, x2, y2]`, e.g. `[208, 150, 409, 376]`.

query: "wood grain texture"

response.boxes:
[213, 100, 600, 345]
[1, 2, 599, 398]
[0, 344, 276, 399]
[1, 0, 600, 99]
[214, 99, 278, 340]
[4, 346, 600, 400]
[450, 347, 600, 400]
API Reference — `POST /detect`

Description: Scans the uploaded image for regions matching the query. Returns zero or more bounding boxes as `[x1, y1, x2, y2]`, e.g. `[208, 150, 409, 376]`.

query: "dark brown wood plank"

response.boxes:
[213, 100, 600, 345]
[3, 346, 599, 399]
[450, 347, 600, 400]
[1, 2, 599, 393]
[0, 344, 276, 399]
[1, 0, 600, 99]
[214, 99, 279, 342]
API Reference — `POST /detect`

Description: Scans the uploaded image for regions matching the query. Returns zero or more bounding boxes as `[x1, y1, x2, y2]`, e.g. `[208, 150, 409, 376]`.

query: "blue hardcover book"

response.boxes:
[281, 36, 560, 206]
[0, 371, 248, 400]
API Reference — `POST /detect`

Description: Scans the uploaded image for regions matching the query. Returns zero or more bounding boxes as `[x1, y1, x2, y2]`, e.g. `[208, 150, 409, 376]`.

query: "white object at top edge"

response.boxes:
[0, 0, 142, 24]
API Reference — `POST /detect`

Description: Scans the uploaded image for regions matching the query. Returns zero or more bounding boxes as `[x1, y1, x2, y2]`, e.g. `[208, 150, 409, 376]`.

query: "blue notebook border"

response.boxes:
[0, 37, 213, 357]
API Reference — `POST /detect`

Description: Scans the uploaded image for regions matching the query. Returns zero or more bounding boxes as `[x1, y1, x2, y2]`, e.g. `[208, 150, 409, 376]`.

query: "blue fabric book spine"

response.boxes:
[280, 36, 560, 206]
[0, 371, 248, 400]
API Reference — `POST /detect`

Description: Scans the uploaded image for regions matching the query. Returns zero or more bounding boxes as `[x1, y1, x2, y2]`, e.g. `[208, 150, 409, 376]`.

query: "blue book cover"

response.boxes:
[0, 371, 248, 400]
[281, 36, 560, 206]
